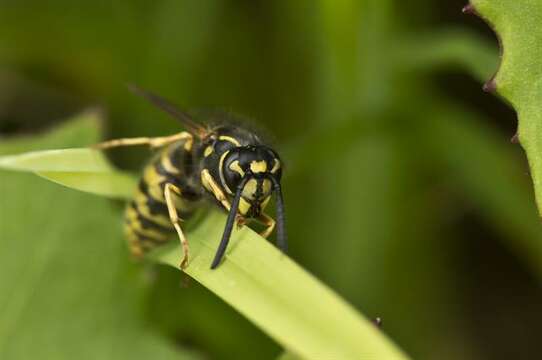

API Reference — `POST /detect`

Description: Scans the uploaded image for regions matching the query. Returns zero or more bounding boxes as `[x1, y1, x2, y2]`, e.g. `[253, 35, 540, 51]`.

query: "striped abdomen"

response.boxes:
[124, 139, 202, 257]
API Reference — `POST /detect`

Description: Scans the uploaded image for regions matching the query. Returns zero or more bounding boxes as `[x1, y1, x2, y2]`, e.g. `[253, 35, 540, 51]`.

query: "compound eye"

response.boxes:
[221, 151, 244, 193]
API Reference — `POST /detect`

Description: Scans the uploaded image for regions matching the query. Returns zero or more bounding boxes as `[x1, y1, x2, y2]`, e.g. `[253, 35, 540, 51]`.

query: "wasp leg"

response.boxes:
[93, 131, 193, 150]
[201, 169, 232, 211]
[200, 169, 246, 225]
[201, 169, 246, 220]
[255, 213, 275, 239]
[164, 183, 190, 269]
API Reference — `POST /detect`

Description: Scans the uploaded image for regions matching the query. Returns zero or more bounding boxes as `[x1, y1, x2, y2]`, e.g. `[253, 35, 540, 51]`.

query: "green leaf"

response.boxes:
[0, 148, 137, 199]
[470, 0, 542, 213]
[0, 133, 410, 359]
[151, 213, 408, 359]
[0, 114, 199, 359]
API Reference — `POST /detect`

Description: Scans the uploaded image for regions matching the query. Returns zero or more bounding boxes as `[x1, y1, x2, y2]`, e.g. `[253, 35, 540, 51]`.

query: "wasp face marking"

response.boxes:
[219, 145, 281, 217]
[229, 160, 245, 177]
[242, 178, 259, 200]
[250, 160, 267, 173]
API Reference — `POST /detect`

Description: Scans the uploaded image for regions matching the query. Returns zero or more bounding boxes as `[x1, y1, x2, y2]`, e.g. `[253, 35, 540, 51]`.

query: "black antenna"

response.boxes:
[127, 84, 208, 138]
[270, 176, 287, 253]
[211, 174, 252, 269]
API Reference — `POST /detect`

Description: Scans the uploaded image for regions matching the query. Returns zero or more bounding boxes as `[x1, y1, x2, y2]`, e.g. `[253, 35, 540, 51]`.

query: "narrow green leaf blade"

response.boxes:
[0, 148, 137, 198]
[0, 148, 113, 172]
[36, 171, 136, 199]
[151, 212, 409, 360]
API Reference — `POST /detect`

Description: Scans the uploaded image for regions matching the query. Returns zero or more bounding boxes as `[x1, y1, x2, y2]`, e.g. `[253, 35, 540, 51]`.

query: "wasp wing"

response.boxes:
[127, 84, 208, 138]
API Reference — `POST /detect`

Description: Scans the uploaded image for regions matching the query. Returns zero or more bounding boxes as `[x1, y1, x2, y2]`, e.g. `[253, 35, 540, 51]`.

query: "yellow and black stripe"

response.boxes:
[124, 139, 202, 257]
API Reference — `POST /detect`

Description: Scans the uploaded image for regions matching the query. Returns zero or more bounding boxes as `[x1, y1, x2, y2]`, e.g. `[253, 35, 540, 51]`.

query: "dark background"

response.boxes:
[1, 1, 540, 359]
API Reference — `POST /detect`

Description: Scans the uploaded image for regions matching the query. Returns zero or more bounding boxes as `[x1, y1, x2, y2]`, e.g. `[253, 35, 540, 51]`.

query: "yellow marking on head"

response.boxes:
[204, 145, 214, 157]
[271, 158, 281, 173]
[229, 160, 245, 176]
[219, 135, 241, 146]
[250, 160, 267, 173]
[242, 179, 258, 200]
[238, 198, 252, 216]
[218, 150, 233, 195]
[262, 179, 272, 196]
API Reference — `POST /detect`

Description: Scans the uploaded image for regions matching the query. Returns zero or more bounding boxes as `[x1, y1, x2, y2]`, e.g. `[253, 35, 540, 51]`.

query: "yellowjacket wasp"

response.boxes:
[95, 86, 287, 269]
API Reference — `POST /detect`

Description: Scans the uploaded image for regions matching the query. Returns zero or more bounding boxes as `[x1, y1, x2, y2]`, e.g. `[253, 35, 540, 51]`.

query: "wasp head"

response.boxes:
[220, 145, 282, 217]
[211, 144, 287, 269]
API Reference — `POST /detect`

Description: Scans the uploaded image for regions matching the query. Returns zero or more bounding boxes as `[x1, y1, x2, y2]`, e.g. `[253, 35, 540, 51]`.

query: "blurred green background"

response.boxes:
[1, 0, 541, 359]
